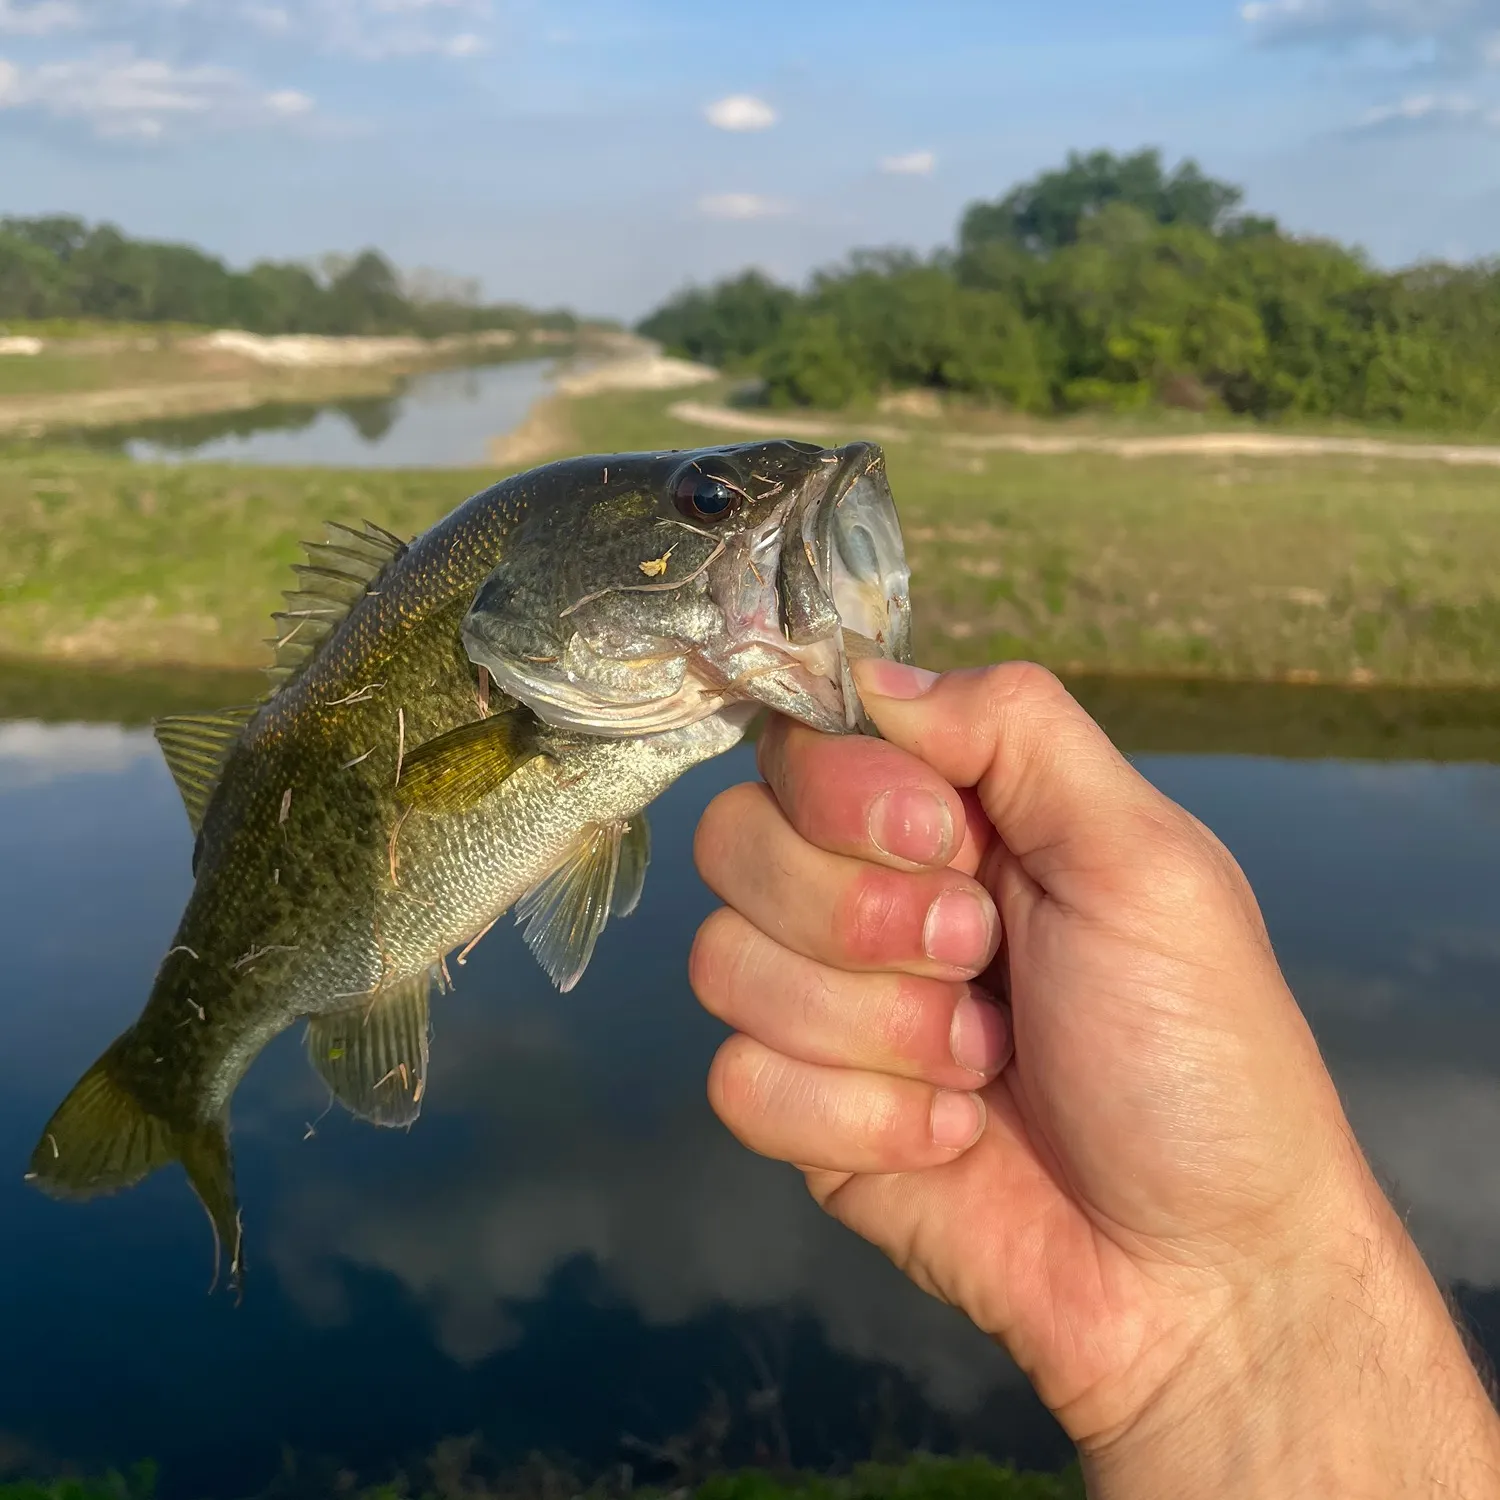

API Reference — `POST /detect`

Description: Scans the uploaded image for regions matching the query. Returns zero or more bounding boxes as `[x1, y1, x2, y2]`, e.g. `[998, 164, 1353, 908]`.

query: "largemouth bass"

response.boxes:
[25, 439, 912, 1291]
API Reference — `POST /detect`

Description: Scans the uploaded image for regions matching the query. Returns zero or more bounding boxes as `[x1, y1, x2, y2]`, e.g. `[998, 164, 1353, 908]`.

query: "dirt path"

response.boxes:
[665, 399, 1500, 468]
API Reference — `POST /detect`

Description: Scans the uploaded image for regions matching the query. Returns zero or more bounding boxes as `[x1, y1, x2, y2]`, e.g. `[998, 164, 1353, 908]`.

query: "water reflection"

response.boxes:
[0, 701, 1497, 1496]
[106, 359, 556, 470]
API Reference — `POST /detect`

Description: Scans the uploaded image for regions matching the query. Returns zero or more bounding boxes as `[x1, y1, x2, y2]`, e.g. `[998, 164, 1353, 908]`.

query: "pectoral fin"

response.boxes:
[306, 973, 432, 1128]
[396, 712, 543, 815]
[515, 816, 651, 993]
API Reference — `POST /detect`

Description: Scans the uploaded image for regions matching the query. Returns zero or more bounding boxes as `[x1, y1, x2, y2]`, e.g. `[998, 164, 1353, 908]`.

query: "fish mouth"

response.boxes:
[700, 441, 913, 735]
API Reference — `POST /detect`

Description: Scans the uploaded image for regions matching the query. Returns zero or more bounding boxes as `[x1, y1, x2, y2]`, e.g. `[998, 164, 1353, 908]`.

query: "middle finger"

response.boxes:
[691, 907, 1013, 1087]
[695, 782, 1001, 978]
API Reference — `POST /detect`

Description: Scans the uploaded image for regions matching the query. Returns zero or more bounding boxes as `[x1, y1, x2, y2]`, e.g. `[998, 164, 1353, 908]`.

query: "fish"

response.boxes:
[24, 438, 913, 1293]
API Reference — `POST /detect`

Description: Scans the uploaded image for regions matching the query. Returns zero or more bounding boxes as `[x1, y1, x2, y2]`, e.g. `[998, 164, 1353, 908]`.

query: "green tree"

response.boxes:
[639, 269, 799, 367]
[958, 148, 1245, 260]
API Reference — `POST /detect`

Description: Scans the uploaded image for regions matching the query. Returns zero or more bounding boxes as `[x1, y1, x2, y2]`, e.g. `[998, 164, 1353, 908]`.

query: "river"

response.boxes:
[0, 670, 1496, 1495]
[114, 358, 557, 470]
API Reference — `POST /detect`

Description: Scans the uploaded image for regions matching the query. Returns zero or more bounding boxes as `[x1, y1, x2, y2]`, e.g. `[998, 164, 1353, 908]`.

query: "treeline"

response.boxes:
[639, 149, 1500, 429]
[0, 215, 578, 337]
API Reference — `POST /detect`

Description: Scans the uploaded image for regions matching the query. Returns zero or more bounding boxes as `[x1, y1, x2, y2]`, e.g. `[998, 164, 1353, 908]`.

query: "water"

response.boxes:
[0, 682, 1498, 1494]
[117, 359, 556, 470]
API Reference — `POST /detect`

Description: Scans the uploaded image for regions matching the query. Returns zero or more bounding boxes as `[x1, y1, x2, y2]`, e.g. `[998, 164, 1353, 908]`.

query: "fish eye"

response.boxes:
[673, 464, 745, 523]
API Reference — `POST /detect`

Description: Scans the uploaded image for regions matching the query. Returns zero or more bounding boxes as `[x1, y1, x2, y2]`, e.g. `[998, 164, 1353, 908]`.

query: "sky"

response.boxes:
[3, 0, 1500, 319]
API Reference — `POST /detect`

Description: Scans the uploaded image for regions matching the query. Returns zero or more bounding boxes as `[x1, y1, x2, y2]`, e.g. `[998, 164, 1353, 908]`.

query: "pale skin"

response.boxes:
[689, 658, 1500, 1499]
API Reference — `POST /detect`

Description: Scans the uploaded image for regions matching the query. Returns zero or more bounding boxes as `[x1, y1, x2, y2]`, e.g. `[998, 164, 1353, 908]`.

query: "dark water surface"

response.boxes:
[0, 678, 1497, 1494]
[110, 359, 556, 470]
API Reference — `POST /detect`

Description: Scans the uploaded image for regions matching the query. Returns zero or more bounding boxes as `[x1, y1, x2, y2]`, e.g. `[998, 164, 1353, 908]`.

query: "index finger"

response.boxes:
[756, 716, 982, 873]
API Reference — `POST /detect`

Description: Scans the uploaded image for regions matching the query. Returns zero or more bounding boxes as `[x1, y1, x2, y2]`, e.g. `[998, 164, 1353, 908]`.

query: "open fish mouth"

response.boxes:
[697, 440, 914, 735]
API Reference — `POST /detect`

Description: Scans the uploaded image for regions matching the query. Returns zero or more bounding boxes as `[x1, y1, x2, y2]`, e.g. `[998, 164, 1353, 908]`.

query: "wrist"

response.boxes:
[1080, 1169, 1500, 1499]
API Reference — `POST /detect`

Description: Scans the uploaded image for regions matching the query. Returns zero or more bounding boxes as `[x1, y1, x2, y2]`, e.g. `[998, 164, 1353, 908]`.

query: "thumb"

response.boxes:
[851, 659, 1174, 873]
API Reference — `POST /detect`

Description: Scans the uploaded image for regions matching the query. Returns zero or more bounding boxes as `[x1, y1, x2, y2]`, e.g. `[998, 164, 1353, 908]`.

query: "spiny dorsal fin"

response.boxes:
[153, 707, 257, 834]
[396, 711, 544, 815]
[515, 814, 653, 994]
[305, 971, 432, 1128]
[264, 519, 408, 695]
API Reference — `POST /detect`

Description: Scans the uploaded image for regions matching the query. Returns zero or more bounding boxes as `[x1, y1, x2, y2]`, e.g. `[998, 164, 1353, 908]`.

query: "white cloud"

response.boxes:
[241, 3, 294, 33]
[1357, 91, 1500, 127]
[0, 722, 157, 788]
[0, 0, 497, 62]
[697, 192, 788, 221]
[1243, 0, 1500, 60]
[309, 0, 495, 59]
[0, 0, 81, 34]
[1343, 1066, 1500, 1287]
[0, 49, 318, 139]
[268, 1067, 1017, 1409]
[704, 93, 777, 131]
[879, 149, 936, 175]
[264, 86, 313, 114]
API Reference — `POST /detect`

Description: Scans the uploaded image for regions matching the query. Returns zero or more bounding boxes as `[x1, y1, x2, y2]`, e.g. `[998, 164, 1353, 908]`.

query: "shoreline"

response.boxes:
[0, 329, 592, 440]
[0, 655, 1495, 764]
[2, 351, 1497, 698]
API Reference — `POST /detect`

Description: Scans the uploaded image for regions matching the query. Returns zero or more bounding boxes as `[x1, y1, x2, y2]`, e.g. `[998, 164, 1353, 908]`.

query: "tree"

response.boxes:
[958, 148, 1245, 260]
[0, 216, 557, 337]
[638, 270, 799, 367]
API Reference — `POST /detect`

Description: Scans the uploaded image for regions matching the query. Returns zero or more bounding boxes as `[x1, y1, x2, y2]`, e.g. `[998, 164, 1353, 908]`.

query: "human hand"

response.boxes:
[690, 661, 1500, 1497]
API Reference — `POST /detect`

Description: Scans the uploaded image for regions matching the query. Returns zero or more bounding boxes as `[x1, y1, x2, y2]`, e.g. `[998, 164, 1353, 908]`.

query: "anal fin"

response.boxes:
[516, 814, 653, 994]
[306, 972, 432, 1128]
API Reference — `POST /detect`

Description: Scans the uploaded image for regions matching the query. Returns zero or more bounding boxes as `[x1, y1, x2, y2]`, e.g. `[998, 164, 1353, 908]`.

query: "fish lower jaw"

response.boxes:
[693, 633, 855, 735]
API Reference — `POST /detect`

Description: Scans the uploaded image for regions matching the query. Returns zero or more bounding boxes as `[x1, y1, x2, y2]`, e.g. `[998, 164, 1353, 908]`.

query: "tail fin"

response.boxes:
[26, 1040, 244, 1296]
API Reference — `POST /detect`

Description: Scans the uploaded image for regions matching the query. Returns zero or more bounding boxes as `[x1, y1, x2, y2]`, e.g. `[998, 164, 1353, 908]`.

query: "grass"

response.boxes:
[1, 376, 1499, 703]
[0, 1456, 1085, 1500]
[530, 385, 1500, 687]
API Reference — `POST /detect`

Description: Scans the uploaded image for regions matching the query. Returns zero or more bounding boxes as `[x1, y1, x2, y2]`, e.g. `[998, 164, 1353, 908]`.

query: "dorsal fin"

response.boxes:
[264, 519, 408, 695]
[153, 707, 257, 833]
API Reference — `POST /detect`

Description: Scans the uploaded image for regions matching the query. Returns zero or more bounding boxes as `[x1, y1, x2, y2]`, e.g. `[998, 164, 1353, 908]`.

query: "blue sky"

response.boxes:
[3, 0, 1500, 318]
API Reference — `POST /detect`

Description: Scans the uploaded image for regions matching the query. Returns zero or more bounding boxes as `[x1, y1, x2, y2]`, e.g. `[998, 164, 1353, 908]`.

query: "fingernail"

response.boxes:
[931, 1090, 986, 1151]
[950, 988, 1011, 1076]
[922, 888, 996, 971]
[854, 660, 940, 700]
[869, 788, 954, 865]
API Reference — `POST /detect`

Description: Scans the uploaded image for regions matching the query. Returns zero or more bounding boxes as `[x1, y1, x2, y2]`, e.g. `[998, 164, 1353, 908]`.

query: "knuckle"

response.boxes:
[707, 1035, 772, 1124]
[835, 867, 912, 965]
[693, 782, 768, 881]
[880, 975, 931, 1054]
[1129, 809, 1232, 917]
[833, 1079, 903, 1143]
[977, 660, 1068, 716]
[687, 908, 741, 1016]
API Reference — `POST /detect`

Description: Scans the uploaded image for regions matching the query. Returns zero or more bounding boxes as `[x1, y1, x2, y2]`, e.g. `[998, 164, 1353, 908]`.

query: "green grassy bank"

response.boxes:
[4, 379, 1500, 691]
[0, 1454, 1085, 1500]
